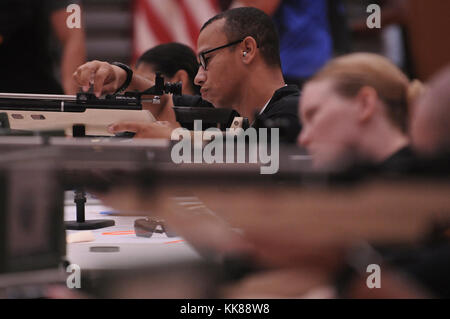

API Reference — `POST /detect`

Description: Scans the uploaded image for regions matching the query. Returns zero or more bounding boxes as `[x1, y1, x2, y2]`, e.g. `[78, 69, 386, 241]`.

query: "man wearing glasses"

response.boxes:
[74, 7, 301, 143]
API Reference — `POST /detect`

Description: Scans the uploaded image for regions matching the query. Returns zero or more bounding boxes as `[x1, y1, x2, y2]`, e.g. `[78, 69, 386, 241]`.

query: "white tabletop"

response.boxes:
[64, 194, 202, 270]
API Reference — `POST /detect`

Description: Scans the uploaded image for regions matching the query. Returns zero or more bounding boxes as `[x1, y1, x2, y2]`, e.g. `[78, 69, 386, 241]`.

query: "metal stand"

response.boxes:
[65, 189, 115, 231]
[65, 124, 115, 230]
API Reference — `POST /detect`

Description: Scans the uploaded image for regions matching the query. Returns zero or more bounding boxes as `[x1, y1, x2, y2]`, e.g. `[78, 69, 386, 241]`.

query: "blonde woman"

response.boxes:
[298, 53, 423, 170]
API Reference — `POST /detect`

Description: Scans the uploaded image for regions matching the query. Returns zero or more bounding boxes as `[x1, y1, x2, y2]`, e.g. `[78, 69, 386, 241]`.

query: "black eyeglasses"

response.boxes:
[134, 217, 177, 238]
[198, 38, 244, 70]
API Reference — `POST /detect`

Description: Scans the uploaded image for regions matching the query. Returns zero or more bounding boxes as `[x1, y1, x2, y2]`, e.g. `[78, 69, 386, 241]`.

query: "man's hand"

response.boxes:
[73, 61, 126, 97]
[74, 61, 178, 123]
[108, 121, 175, 139]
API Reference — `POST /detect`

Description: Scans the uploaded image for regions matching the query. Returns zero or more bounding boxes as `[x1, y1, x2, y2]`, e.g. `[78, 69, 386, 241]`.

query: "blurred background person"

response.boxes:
[134, 42, 200, 96]
[297, 53, 422, 171]
[0, 0, 86, 94]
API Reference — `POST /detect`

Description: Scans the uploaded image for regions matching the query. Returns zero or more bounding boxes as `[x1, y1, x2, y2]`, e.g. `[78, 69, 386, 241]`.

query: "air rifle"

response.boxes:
[0, 73, 182, 113]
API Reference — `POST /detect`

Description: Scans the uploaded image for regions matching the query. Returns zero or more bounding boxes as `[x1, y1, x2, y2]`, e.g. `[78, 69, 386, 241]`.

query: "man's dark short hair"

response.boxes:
[201, 7, 282, 68]
[136, 42, 200, 95]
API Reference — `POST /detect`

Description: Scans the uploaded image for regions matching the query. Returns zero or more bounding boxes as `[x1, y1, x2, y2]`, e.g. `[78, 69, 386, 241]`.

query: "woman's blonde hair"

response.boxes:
[309, 53, 424, 132]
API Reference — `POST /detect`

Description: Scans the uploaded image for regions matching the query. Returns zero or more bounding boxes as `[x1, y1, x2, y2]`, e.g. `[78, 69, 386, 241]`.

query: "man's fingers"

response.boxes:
[73, 61, 101, 91]
[93, 65, 112, 97]
[79, 62, 99, 88]
[102, 82, 118, 95]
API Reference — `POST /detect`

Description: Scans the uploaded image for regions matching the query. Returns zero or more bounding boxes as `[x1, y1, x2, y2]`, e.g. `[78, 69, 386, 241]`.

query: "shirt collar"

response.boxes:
[259, 98, 271, 115]
[258, 85, 289, 116]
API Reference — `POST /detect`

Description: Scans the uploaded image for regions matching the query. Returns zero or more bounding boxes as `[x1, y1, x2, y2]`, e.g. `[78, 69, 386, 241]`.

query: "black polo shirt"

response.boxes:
[252, 85, 301, 144]
[173, 85, 301, 144]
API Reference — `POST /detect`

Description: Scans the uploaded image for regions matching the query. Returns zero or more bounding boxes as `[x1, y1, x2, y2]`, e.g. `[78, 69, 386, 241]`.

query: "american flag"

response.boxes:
[132, 0, 219, 63]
